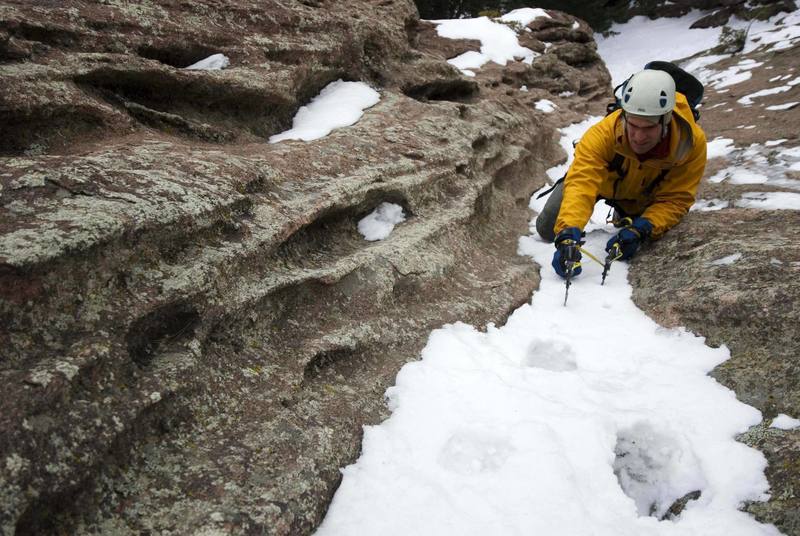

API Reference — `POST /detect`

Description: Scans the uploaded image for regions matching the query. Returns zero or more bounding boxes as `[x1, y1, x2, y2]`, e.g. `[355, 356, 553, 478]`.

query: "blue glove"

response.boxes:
[606, 217, 653, 260]
[552, 227, 583, 278]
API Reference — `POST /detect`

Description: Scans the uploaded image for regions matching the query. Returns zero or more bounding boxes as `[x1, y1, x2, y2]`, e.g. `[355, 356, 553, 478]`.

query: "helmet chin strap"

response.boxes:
[660, 111, 672, 139]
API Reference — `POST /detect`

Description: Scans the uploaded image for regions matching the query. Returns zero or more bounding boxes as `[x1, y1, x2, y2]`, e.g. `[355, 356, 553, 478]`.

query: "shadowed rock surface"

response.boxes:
[0, 1, 610, 533]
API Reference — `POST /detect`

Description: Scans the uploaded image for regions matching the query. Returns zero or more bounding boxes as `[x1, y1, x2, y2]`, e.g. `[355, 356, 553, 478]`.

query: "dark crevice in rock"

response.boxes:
[121, 99, 237, 143]
[277, 212, 363, 266]
[0, 32, 32, 62]
[359, 191, 414, 219]
[277, 193, 412, 266]
[472, 135, 489, 151]
[0, 108, 108, 157]
[304, 347, 358, 380]
[3, 21, 79, 49]
[403, 79, 479, 103]
[126, 301, 201, 367]
[74, 68, 296, 141]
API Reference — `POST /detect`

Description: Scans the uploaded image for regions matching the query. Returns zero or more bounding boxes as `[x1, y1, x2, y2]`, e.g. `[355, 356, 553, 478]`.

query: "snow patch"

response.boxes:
[691, 199, 729, 211]
[771, 414, 800, 430]
[709, 253, 742, 266]
[707, 137, 735, 159]
[765, 101, 798, 111]
[185, 53, 230, 70]
[596, 12, 725, 86]
[433, 11, 543, 75]
[738, 85, 791, 106]
[535, 99, 556, 113]
[499, 7, 551, 26]
[706, 142, 800, 192]
[269, 80, 379, 143]
[357, 202, 406, 241]
[735, 191, 800, 210]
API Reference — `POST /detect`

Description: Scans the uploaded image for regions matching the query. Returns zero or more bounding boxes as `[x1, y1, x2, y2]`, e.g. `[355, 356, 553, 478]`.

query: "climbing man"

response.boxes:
[535, 67, 707, 278]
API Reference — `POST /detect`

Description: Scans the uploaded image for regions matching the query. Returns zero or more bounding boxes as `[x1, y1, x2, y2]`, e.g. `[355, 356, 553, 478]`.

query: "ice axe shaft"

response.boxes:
[601, 243, 622, 285]
[562, 243, 581, 306]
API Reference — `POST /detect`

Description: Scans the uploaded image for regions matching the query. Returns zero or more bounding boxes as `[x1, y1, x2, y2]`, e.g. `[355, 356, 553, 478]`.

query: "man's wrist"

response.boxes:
[631, 217, 653, 239]
[555, 227, 582, 245]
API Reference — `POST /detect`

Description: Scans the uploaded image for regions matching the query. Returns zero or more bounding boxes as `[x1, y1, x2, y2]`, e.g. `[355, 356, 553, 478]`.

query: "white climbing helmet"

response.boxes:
[620, 69, 676, 120]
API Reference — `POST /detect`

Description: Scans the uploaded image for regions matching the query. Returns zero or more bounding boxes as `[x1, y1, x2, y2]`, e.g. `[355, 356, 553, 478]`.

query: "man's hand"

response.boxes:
[552, 227, 583, 278]
[605, 217, 653, 260]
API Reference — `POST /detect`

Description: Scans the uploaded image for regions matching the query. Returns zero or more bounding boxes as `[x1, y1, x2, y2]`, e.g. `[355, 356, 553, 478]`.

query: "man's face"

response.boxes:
[625, 115, 662, 155]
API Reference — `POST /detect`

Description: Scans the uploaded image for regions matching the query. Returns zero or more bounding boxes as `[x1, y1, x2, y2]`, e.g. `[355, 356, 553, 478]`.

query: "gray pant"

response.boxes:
[535, 180, 564, 243]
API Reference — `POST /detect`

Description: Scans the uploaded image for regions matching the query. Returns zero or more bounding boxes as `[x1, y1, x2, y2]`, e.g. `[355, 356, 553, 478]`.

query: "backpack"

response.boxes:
[607, 60, 704, 121]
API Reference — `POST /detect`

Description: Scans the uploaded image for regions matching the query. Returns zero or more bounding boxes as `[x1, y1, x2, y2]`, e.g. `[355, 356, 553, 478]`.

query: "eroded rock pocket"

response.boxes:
[0, 107, 108, 156]
[126, 301, 201, 367]
[277, 194, 412, 266]
[304, 346, 358, 380]
[403, 79, 479, 103]
[75, 68, 295, 141]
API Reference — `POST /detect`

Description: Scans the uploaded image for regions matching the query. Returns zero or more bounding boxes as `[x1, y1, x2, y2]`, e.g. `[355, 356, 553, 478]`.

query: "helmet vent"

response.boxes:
[624, 94, 630, 103]
[660, 98, 667, 107]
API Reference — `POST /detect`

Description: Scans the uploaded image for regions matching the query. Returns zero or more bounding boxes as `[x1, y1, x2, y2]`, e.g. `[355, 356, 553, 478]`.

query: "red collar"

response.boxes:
[636, 129, 671, 161]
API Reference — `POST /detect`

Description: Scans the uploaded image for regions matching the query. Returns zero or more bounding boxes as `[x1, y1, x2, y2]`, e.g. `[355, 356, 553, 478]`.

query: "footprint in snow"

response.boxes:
[437, 429, 514, 475]
[523, 338, 578, 371]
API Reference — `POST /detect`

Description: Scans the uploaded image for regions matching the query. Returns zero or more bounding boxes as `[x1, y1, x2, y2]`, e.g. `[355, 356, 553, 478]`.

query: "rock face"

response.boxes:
[620, 0, 799, 28]
[0, 1, 609, 534]
[416, 0, 798, 32]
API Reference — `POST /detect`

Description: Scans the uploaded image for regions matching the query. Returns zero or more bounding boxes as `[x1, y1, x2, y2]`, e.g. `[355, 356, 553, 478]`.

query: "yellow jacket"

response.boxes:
[554, 93, 707, 239]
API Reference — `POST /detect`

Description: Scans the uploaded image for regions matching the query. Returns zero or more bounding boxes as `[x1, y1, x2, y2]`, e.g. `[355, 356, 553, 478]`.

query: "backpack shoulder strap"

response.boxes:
[535, 175, 565, 199]
[644, 168, 670, 197]
[607, 152, 626, 178]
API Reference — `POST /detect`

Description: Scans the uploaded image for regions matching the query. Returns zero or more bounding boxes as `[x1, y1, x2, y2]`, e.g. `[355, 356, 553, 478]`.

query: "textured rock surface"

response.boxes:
[0, 1, 610, 534]
[414, 0, 797, 32]
[605, 0, 798, 29]
[631, 40, 800, 535]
